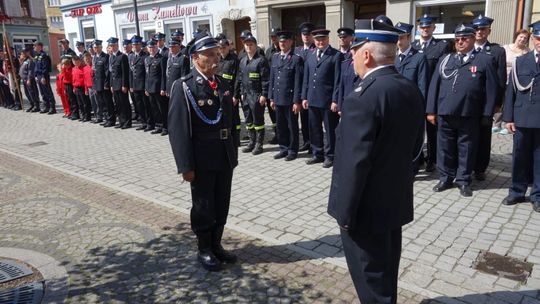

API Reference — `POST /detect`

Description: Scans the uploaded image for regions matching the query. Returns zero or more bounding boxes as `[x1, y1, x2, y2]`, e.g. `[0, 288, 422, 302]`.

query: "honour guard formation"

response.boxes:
[1, 10, 540, 303]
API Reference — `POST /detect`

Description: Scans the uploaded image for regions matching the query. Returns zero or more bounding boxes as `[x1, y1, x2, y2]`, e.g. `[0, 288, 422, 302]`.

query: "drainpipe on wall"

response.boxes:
[523, 0, 532, 28]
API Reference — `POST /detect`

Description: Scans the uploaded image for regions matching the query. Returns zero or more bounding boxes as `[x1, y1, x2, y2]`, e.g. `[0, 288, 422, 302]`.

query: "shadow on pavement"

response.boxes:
[65, 222, 334, 303]
[419, 289, 540, 304]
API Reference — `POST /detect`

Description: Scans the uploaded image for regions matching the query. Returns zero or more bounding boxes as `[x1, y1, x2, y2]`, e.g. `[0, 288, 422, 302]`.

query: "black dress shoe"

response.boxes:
[144, 126, 155, 132]
[305, 156, 324, 165]
[502, 196, 526, 206]
[39, 110, 48, 114]
[273, 151, 288, 159]
[474, 172, 486, 181]
[458, 185, 473, 197]
[299, 142, 310, 152]
[322, 158, 333, 168]
[433, 181, 453, 192]
[121, 125, 131, 129]
[25, 107, 34, 113]
[197, 250, 222, 272]
[114, 124, 122, 128]
[47, 111, 57, 115]
[151, 129, 162, 134]
[136, 125, 146, 130]
[161, 129, 168, 136]
[285, 154, 297, 161]
[103, 122, 114, 128]
[533, 201, 540, 213]
[425, 162, 436, 172]
[12, 106, 21, 111]
[31, 108, 40, 113]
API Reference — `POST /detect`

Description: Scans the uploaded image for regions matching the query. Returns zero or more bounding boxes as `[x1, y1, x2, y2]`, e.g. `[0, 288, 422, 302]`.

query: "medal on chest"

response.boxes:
[208, 78, 218, 96]
[470, 65, 477, 78]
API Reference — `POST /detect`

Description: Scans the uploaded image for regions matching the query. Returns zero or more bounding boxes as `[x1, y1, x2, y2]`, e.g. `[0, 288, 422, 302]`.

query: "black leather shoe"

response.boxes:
[502, 196, 526, 206]
[533, 201, 540, 213]
[273, 151, 288, 159]
[103, 122, 114, 128]
[31, 108, 40, 113]
[433, 181, 453, 192]
[151, 129, 162, 134]
[425, 162, 436, 172]
[305, 157, 324, 165]
[144, 126, 155, 132]
[39, 110, 48, 114]
[121, 125, 131, 129]
[136, 125, 146, 130]
[47, 111, 57, 115]
[322, 158, 333, 168]
[197, 250, 222, 271]
[458, 185, 473, 197]
[299, 142, 310, 152]
[25, 107, 34, 113]
[114, 124, 122, 128]
[285, 154, 297, 161]
[161, 129, 168, 136]
[475, 172, 486, 181]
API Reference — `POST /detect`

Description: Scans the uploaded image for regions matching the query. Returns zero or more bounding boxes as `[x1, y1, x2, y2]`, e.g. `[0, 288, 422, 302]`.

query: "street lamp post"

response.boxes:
[133, 0, 140, 36]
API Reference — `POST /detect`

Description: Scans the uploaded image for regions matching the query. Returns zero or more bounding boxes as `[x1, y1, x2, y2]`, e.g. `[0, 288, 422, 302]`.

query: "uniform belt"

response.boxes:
[193, 128, 230, 140]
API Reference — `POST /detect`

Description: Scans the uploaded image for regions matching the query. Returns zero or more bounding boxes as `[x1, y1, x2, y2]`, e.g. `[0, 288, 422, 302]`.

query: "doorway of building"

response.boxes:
[12, 36, 38, 55]
[281, 5, 325, 47]
[234, 17, 251, 53]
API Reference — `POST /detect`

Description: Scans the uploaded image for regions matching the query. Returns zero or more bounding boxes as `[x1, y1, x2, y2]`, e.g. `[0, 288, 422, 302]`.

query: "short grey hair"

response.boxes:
[360, 41, 396, 65]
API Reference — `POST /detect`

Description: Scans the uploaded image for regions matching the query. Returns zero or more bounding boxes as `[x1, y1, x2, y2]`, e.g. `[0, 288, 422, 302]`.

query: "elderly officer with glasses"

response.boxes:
[328, 19, 424, 304]
[168, 31, 238, 272]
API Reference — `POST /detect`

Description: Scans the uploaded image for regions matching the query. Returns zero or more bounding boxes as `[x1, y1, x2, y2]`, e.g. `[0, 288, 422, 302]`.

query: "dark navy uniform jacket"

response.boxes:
[235, 52, 270, 99]
[129, 51, 147, 91]
[503, 51, 540, 128]
[294, 44, 315, 61]
[477, 41, 507, 106]
[109, 50, 129, 90]
[78, 50, 89, 62]
[92, 52, 109, 91]
[163, 52, 190, 94]
[328, 66, 424, 232]
[265, 44, 280, 63]
[61, 48, 77, 58]
[159, 46, 169, 58]
[217, 52, 239, 89]
[34, 51, 51, 79]
[338, 58, 360, 110]
[268, 52, 303, 106]
[301, 46, 342, 108]
[395, 47, 428, 98]
[168, 69, 238, 173]
[426, 51, 499, 117]
[144, 53, 165, 94]
[412, 38, 452, 81]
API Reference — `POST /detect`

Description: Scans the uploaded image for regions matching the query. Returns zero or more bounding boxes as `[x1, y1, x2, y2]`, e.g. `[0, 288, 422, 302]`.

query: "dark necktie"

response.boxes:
[317, 50, 322, 61]
[458, 53, 465, 65]
[476, 47, 482, 53]
[281, 55, 285, 61]
[421, 42, 427, 50]
[399, 54, 405, 62]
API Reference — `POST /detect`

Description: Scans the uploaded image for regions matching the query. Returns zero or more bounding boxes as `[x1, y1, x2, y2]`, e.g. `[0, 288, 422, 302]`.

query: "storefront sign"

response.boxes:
[126, 4, 198, 23]
[71, 4, 102, 17]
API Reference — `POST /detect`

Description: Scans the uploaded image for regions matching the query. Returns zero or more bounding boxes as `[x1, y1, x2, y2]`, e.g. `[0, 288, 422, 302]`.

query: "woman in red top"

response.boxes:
[61, 58, 78, 120]
[55, 63, 70, 117]
[82, 53, 94, 122]
[72, 56, 91, 121]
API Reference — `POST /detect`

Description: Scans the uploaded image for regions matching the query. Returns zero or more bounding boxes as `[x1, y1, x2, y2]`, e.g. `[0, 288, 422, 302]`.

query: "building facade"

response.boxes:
[44, 0, 64, 66]
[0, 0, 49, 55]
[386, 0, 523, 46]
[111, 0, 255, 52]
[60, 0, 116, 49]
[255, 0, 386, 48]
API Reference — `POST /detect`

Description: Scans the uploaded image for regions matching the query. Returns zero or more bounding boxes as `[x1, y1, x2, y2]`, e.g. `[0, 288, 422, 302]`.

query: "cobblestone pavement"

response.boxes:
[0, 91, 540, 303]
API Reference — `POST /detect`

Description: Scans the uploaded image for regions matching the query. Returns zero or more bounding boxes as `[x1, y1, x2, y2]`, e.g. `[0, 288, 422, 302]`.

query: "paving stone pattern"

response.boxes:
[0, 91, 539, 303]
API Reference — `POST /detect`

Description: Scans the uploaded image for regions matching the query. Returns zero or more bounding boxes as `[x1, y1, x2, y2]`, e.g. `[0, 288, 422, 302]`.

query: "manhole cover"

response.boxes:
[0, 282, 43, 304]
[25, 142, 47, 147]
[0, 261, 32, 284]
[473, 251, 533, 282]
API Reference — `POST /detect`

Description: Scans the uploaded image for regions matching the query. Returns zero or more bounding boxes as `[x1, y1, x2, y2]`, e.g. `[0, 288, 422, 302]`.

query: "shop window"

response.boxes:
[21, 0, 31, 17]
[192, 19, 211, 34]
[415, 1, 485, 39]
[82, 20, 96, 42]
[166, 23, 184, 37]
[144, 30, 156, 41]
[354, 0, 386, 19]
[48, 0, 61, 7]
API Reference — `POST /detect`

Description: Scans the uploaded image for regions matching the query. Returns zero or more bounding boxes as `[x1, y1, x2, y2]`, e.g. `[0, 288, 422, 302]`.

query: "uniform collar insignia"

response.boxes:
[196, 76, 203, 85]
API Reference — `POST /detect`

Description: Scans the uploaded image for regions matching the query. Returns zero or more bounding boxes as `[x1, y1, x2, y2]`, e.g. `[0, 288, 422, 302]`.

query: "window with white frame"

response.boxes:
[48, 0, 61, 7]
